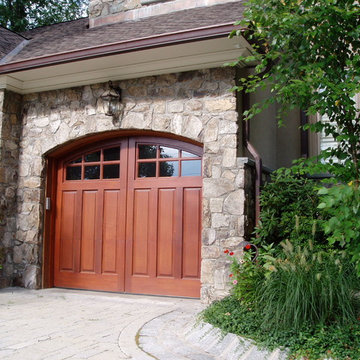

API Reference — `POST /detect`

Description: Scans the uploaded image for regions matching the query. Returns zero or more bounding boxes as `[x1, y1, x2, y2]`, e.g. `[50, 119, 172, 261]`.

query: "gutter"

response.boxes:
[242, 90, 262, 227]
[0, 23, 240, 75]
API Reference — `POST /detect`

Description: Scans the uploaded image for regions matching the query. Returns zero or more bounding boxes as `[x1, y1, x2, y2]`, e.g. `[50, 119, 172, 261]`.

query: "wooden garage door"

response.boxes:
[54, 137, 202, 297]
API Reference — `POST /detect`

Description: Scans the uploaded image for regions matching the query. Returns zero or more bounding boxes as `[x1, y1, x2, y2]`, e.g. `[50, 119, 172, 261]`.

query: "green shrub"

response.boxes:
[201, 297, 360, 360]
[258, 241, 360, 332]
[206, 241, 360, 359]
[206, 167, 360, 359]
[203, 242, 360, 359]
[318, 183, 360, 274]
[201, 296, 263, 339]
[256, 169, 325, 247]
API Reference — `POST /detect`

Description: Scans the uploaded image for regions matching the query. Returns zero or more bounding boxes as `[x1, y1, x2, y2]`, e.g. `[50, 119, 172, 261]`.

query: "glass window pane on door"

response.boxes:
[182, 160, 201, 176]
[85, 165, 100, 179]
[85, 151, 100, 162]
[138, 162, 156, 177]
[160, 146, 178, 159]
[70, 157, 82, 164]
[104, 147, 120, 161]
[160, 161, 179, 177]
[182, 151, 198, 158]
[103, 164, 120, 179]
[66, 166, 81, 180]
[139, 145, 157, 159]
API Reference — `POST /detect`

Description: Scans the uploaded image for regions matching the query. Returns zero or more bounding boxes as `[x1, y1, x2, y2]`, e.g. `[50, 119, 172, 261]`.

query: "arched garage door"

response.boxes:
[54, 136, 202, 297]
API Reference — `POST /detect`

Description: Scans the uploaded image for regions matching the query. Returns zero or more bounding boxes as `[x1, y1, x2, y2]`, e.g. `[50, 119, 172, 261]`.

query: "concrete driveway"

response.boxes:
[0, 287, 209, 360]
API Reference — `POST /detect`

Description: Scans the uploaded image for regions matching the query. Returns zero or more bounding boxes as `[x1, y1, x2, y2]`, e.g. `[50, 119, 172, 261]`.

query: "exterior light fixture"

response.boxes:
[101, 81, 123, 118]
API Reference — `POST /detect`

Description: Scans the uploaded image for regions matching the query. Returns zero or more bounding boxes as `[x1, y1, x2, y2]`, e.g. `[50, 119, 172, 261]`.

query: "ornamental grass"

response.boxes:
[257, 241, 360, 332]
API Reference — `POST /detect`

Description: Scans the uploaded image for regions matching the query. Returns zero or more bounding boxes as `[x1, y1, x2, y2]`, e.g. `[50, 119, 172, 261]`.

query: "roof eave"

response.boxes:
[0, 23, 241, 75]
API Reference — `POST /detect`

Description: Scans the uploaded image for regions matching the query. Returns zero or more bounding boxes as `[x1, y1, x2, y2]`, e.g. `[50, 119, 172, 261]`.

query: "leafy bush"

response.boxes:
[201, 296, 263, 339]
[255, 169, 325, 247]
[318, 183, 360, 274]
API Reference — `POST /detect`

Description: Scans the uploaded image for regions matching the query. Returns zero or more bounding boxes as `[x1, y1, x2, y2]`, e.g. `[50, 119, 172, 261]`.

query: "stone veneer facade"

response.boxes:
[89, 0, 141, 17]
[0, 90, 23, 288]
[88, 0, 239, 26]
[0, 68, 255, 302]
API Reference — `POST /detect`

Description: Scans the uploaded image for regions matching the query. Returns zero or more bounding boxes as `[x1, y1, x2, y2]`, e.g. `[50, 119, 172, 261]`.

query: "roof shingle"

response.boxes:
[7, 2, 244, 63]
[0, 26, 26, 60]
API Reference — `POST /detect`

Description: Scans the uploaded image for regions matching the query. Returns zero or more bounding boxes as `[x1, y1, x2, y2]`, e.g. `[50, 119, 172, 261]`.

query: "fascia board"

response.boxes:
[1, 36, 252, 94]
[0, 24, 241, 75]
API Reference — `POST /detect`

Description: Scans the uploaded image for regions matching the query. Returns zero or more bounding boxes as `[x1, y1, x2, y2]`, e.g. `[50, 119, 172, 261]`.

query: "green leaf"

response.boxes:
[317, 202, 327, 209]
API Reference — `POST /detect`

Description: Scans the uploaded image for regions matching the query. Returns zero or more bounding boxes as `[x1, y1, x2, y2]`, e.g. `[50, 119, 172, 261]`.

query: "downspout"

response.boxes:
[242, 90, 262, 227]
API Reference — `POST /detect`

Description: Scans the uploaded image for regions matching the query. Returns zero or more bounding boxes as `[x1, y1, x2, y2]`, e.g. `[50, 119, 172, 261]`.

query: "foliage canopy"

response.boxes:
[230, 0, 360, 272]
[206, 3, 360, 357]
[231, 0, 360, 183]
[0, 0, 88, 32]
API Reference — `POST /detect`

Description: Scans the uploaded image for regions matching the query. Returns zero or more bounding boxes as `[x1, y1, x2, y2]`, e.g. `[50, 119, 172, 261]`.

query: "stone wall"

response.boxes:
[201, 157, 253, 301]
[3, 67, 255, 302]
[0, 90, 23, 287]
[89, 0, 239, 26]
[89, 0, 141, 18]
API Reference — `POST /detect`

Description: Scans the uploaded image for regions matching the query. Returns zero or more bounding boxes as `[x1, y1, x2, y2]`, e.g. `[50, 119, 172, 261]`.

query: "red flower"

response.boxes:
[224, 249, 229, 254]
[229, 273, 233, 277]
[244, 244, 251, 250]
[229, 252, 234, 256]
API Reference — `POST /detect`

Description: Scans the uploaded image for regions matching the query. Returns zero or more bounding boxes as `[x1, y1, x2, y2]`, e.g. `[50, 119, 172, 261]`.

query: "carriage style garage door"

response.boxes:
[54, 136, 202, 297]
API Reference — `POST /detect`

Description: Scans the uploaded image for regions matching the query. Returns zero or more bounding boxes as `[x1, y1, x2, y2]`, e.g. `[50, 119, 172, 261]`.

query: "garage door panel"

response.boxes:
[126, 277, 200, 298]
[55, 272, 120, 292]
[59, 191, 77, 271]
[132, 189, 151, 276]
[80, 190, 98, 273]
[102, 190, 120, 274]
[182, 188, 201, 279]
[157, 188, 176, 278]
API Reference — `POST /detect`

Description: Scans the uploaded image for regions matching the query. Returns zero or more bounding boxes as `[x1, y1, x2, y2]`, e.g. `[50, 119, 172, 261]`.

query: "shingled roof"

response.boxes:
[1, 2, 244, 65]
[0, 26, 27, 60]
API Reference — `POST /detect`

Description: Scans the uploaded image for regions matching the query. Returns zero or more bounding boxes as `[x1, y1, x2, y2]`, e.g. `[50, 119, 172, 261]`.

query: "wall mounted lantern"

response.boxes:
[101, 81, 123, 118]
